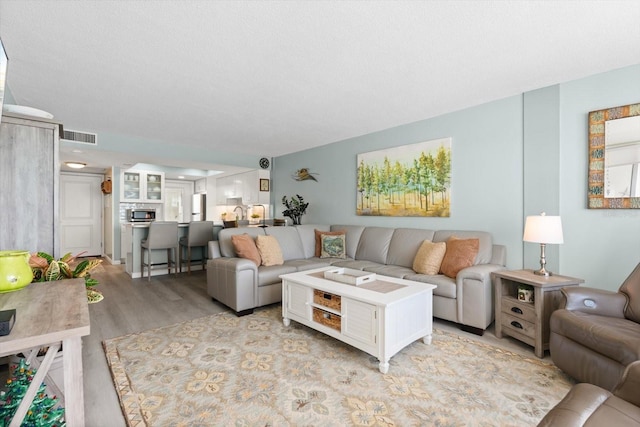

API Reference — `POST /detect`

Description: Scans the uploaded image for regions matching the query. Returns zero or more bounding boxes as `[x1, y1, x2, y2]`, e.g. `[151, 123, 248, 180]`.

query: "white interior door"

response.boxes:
[164, 180, 194, 222]
[60, 173, 103, 257]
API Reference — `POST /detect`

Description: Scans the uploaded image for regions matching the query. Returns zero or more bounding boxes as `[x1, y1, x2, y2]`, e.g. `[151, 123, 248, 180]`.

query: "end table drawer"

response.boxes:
[502, 312, 535, 339]
[501, 298, 535, 323]
[312, 307, 341, 332]
[313, 289, 341, 311]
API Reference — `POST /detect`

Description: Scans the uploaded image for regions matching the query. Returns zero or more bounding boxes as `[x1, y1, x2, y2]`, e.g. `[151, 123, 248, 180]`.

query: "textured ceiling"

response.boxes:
[1, 1, 639, 173]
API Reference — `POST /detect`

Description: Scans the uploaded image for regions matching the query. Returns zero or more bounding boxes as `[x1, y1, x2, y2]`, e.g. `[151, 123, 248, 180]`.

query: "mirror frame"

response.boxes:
[588, 102, 640, 208]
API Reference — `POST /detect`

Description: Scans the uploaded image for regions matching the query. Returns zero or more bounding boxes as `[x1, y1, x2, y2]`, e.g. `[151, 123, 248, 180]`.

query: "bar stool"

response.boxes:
[141, 221, 179, 281]
[179, 221, 214, 273]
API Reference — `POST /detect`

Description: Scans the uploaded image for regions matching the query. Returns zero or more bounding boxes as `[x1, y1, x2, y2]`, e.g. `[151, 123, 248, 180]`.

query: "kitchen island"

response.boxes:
[121, 222, 221, 278]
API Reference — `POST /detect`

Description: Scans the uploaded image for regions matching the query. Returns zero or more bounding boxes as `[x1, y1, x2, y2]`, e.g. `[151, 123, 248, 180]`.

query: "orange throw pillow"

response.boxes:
[314, 229, 346, 257]
[440, 237, 479, 278]
[231, 234, 261, 267]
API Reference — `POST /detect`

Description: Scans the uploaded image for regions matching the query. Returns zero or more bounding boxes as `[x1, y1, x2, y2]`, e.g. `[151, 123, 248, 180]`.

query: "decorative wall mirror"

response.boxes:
[588, 102, 640, 208]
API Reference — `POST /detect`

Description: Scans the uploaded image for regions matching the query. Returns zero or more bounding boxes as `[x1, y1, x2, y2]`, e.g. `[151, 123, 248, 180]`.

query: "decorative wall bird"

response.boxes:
[292, 168, 318, 181]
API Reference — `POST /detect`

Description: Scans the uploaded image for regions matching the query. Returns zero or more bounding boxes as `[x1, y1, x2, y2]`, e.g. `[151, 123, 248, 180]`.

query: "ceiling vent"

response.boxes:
[61, 129, 97, 145]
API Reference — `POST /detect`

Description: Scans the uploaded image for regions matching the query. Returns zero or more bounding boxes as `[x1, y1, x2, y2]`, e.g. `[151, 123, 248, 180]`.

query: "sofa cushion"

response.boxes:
[314, 229, 346, 257]
[296, 224, 330, 259]
[331, 259, 384, 271]
[433, 230, 492, 264]
[284, 258, 333, 271]
[551, 310, 640, 366]
[364, 265, 415, 279]
[354, 227, 395, 264]
[264, 227, 306, 261]
[231, 233, 261, 267]
[257, 264, 297, 286]
[412, 240, 446, 275]
[404, 273, 457, 298]
[387, 228, 436, 267]
[256, 235, 284, 266]
[331, 225, 365, 259]
[440, 237, 479, 278]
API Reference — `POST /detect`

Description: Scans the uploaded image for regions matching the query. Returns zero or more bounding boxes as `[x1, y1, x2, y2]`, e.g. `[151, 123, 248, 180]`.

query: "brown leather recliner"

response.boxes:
[538, 360, 640, 426]
[549, 263, 640, 391]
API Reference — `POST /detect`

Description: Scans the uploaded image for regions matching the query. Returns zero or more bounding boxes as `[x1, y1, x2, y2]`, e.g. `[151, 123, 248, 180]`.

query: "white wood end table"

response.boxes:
[280, 267, 436, 373]
[0, 279, 90, 427]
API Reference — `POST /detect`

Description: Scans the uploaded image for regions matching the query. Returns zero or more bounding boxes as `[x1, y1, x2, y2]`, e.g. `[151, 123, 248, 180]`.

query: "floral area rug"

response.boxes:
[103, 306, 573, 426]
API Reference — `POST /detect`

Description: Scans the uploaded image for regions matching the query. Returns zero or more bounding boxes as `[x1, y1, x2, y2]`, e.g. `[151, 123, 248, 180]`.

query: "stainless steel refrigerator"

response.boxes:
[191, 193, 206, 221]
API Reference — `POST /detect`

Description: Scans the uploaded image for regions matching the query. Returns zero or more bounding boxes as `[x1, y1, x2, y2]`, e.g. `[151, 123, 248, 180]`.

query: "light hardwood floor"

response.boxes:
[81, 263, 228, 426]
[4, 262, 548, 426]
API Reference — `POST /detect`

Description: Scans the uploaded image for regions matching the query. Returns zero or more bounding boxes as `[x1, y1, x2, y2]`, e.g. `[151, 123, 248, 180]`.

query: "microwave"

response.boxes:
[126, 208, 156, 222]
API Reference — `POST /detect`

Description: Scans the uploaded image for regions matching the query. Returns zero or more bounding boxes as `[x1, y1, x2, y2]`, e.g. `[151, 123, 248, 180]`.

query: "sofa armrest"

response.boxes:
[613, 360, 640, 406]
[561, 287, 627, 318]
[209, 256, 257, 272]
[207, 257, 259, 313]
[456, 263, 507, 330]
[489, 244, 507, 266]
[458, 263, 506, 282]
[208, 241, 221, 259]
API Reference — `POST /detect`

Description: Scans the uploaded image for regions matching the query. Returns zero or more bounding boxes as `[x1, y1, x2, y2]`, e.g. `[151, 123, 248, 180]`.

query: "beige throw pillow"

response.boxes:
[230, 233, 261, 267]
[412, 240, 447, 275]
[256, 235, 284, 266]
[440, 237, 479, 278]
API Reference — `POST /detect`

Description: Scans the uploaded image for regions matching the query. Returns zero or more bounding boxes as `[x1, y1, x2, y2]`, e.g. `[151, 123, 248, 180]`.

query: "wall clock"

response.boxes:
[259, 157, 270, 169]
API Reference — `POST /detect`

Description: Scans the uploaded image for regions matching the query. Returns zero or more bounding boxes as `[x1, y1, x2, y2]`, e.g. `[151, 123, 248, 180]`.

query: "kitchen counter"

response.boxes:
[121, 222, 222, 278]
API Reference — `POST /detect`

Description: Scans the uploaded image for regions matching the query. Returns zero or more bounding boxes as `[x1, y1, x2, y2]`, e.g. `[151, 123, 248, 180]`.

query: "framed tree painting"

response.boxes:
[357, 137, 451, 217]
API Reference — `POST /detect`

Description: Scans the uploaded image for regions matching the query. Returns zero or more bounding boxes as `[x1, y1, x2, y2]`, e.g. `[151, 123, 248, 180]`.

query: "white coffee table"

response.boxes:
[280, 267, 435, 373]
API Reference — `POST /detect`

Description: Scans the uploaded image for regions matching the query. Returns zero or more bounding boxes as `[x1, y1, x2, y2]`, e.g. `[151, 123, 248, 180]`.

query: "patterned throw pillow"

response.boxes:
[314, 229, 346, 257]
[412, 240, 447, 275]
[230, 233, 261, 267]
[440, 237, 479, 278]
[256, 235, 284, 266]
[320, 233, 346, 259]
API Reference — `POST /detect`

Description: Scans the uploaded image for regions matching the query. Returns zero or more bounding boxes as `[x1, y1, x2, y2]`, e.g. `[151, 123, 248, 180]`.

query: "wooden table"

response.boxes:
[492, 269, 583, 358]
[0, 279, 90, 426]
[281, 267, 435, 373]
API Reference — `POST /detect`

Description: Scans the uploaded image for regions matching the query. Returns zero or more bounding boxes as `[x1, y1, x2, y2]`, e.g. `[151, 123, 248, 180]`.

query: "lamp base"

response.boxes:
[533, 268, 552, 277]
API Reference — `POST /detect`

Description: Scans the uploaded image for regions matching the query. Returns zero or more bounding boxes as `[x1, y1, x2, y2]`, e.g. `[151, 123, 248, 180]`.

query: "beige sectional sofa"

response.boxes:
[206, 224, 506, 334]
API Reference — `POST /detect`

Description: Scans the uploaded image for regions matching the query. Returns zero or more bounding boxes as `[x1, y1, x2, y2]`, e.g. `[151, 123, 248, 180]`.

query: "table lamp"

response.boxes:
[523, 212, 563, 276]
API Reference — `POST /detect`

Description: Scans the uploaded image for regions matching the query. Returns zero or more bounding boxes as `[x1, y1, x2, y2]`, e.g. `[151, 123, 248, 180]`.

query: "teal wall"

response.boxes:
[274, 64, 640, 291]
[559, 65, 640, 290]
[274, 95, 525, 269]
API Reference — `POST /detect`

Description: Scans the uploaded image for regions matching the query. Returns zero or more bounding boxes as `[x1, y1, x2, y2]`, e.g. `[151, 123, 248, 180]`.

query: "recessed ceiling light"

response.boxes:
[65, 162, 86, 169]
[178, 176, 185, 179]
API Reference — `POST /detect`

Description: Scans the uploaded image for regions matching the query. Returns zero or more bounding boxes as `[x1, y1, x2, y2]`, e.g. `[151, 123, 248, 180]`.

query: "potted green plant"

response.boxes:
[282, 194, 309, 225]
[29, 251, 104, 303]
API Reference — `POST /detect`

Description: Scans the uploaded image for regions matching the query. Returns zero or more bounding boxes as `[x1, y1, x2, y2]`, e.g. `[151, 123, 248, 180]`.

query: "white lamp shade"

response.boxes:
[523, 215, 564, 244]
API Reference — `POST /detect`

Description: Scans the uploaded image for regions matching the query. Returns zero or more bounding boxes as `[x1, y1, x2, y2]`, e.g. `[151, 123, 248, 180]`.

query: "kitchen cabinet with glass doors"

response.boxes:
[121, 170, 165, 202]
